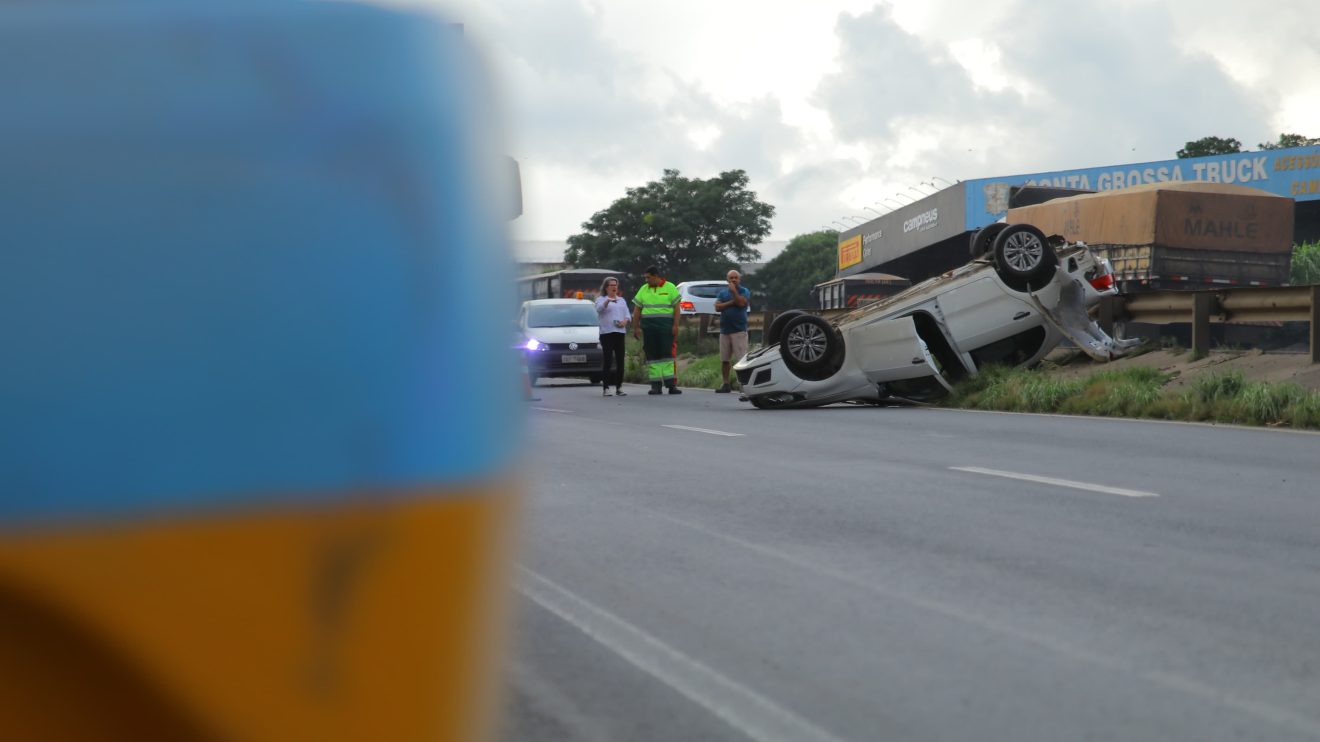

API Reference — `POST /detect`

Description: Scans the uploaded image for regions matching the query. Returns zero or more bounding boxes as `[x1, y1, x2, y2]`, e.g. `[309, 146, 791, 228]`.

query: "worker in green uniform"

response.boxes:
[631, 265, 682, 395]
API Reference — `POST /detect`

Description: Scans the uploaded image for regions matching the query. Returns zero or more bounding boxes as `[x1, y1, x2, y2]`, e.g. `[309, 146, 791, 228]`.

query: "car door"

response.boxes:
[935, 276, 1033, 354]
[848, 316, 943, 384]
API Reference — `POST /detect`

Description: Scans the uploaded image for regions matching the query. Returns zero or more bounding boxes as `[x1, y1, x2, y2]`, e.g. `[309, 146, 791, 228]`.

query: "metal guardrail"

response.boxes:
[1100, 285, 1319, 363]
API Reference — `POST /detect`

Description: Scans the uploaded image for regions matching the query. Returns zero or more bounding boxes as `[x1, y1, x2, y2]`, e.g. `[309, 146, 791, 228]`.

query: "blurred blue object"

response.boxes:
[0, 1, 523, 523]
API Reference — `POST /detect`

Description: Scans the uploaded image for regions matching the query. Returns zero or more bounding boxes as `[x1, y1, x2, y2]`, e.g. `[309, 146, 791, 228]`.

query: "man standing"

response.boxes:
[713, 269, 751, 393]
[631, 266, 682, 395]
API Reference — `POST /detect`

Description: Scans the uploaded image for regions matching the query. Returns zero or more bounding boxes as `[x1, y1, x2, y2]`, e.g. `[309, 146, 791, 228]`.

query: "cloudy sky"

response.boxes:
[414, 0, 1319, 259]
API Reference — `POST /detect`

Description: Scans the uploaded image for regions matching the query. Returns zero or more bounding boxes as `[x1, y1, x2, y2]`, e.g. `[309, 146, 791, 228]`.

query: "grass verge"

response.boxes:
[946, 366, 1320, 429]
[621, 329, 732, 389]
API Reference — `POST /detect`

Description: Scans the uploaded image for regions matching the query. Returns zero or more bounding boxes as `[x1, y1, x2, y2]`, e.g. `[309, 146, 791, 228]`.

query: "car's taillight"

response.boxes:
[1088, 273, 1114, 292]
[680, 301, 695, 311]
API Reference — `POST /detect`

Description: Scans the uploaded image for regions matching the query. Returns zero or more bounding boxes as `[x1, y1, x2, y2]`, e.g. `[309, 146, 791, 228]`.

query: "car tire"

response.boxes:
[969, 223, 1007, 259]
[765, 309, 807, 346]
[992, 223, 1057, 291]
[588, 374, 602, 385]
[778, 314, 842, 379]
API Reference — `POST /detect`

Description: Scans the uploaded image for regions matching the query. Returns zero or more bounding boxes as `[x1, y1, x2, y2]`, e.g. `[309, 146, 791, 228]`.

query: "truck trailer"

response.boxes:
[1005, 182, 1294, 293]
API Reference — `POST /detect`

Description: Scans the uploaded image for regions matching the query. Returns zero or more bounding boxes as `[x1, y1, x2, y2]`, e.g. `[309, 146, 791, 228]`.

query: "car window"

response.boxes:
[687, 285, 725, 298]
[526, 304, 596, 328]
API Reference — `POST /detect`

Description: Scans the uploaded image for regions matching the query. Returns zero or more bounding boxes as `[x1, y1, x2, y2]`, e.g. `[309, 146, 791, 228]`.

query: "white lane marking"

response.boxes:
[517, 566, 845, 742]
[662, 424, 744, 437]
[531, 407, 572, 414]
[635, 506, 1320, 738]
[949, 466, 1159, 498]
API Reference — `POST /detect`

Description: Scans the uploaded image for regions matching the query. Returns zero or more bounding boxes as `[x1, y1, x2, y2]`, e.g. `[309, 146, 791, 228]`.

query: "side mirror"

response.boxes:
[505, 156, 522, 221]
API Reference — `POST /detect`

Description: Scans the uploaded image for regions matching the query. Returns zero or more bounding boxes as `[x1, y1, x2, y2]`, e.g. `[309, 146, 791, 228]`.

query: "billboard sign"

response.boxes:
[837, 183, 968, 277]
[963, 145, 1320, 230]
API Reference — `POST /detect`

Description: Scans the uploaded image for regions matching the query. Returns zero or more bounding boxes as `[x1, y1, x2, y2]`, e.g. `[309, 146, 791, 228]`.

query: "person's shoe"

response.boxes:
[615, 388, 627, 396]
[602, 386, 609, 396]
[667, 385, 683, 395]
[715, 384, 732, 393]
[648, 384, 663, 395]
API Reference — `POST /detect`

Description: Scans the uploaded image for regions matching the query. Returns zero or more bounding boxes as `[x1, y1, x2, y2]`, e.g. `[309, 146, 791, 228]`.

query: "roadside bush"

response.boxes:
[947, 365, 1017, 409]
[678, 355, 725, 389]
[1286, 391, 1320, 428]
[1233, 382, 1295, 424]
[1290, 240, 1320, 285]
[1061, 367, 1168, 418]
[1189, 371, 1246, 404]
[1018, 377, 1085, 412]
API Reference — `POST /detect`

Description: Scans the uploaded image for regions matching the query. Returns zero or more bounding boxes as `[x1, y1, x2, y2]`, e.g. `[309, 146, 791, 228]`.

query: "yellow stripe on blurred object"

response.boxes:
[0, 485, 520, 742]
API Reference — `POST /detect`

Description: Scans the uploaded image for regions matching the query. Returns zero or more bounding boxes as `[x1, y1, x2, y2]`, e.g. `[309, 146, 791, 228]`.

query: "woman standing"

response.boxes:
[594, 276, 630, 396]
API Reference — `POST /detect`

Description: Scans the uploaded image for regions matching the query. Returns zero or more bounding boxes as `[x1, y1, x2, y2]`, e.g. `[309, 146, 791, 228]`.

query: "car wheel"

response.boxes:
[778, 314, 842, 379]
[992, 223, 1058, 290]
[969, 223, 1007, 259]
[765, 309, 806, 346]
[588, 374, 601, 385]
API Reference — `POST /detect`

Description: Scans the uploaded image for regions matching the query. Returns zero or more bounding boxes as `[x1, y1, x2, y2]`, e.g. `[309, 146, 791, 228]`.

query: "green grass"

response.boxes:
[1291, 240, 1320, 285]
[621, 325, 732, 389]
[945, 365, 1320, 430]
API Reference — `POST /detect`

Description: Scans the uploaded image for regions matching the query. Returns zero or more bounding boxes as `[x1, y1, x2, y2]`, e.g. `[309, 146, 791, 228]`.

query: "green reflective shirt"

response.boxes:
[632, 281, 680, 316]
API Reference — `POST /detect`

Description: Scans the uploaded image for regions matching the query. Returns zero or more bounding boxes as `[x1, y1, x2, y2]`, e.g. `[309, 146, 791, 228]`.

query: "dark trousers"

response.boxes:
[600, 331, 626, 388]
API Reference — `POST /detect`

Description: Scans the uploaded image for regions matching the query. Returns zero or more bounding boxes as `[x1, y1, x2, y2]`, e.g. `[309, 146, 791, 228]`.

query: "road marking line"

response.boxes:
[531, 407, 572, 414]
[949, 466, 1159, 498]
[662, 424, 743, 437]
[517, 566, 844, 742]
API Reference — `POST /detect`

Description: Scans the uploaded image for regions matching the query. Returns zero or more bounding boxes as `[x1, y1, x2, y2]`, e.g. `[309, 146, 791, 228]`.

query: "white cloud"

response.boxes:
[396, 0, 1320, 257]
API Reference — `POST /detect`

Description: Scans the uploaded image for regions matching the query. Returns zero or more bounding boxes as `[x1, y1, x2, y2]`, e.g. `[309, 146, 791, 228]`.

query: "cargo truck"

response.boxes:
[1002, 182, 1294, 294]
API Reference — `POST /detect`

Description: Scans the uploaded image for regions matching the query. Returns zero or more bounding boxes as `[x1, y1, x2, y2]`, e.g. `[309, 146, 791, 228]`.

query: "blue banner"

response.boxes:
[963, 145, 1320, 230]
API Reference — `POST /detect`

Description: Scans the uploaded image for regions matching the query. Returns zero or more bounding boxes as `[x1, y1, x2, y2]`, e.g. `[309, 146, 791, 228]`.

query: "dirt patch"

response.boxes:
[1044, 347, 1320, 392]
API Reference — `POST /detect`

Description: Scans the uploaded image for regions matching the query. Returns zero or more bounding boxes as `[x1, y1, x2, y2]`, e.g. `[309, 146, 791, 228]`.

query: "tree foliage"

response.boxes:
[1259, 133, 1320, 150]
[746, 230, 839, 310]
[564, 169, 773, 288]
[1176, 136, 1242, 159]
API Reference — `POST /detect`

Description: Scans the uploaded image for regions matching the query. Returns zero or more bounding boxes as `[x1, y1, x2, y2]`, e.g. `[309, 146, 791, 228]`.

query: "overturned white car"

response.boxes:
[733, 223, 1140, 409]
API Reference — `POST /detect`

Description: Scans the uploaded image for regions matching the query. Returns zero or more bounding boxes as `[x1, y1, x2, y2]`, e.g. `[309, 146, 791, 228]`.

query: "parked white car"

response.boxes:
[675, 280, 729, 315]
[733, 223, 1140, 409]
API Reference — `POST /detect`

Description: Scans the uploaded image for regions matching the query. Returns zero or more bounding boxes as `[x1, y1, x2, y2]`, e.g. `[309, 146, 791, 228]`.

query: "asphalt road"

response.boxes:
[502, 379, 1320, 742]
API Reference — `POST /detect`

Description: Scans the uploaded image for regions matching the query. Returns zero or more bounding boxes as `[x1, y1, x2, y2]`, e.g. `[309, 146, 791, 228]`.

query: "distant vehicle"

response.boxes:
[733, 223, 1140, 409]
[813, 272, 911, 310]
[675, 280, 728, 315]
[516, 268, 624, 303]
[519, 299, 603, 386]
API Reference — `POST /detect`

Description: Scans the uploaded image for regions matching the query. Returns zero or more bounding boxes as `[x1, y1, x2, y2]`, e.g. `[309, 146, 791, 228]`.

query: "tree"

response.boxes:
[1176, 136, 1242, 159]
[1259, 133, 1320, 150]
[564, 169, 773, 288]
[746, 230, 839, 310]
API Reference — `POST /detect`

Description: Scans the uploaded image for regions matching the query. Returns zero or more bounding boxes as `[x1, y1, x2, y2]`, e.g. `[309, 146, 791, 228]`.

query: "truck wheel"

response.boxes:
[765, 309, 807, 346]
[970, 223, 1007, 259]
[778, 314, 843, 379]
[992, 224, 1058, 290]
